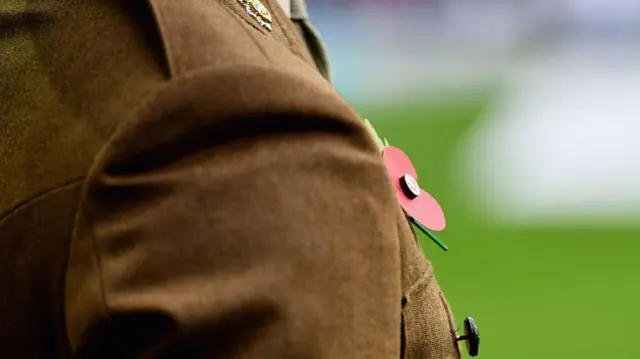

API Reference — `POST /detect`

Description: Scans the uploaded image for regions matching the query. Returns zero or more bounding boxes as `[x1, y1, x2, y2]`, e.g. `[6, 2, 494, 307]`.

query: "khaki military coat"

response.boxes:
[0, 1, 462, 358]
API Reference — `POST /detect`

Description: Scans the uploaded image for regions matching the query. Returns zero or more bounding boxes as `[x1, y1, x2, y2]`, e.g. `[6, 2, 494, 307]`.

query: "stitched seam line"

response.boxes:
[269, 0, 294, 47]
[74, 77, 174, 323]
[78, 194, 112, 321]
[0, 177, 85, 225]
[404, 265, 434, 299]
[438, 292, 463, 354]
[270, 2, 314, 64]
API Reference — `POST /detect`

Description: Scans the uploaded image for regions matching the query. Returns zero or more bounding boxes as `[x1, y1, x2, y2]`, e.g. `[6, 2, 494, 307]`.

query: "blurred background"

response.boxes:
[307, 1, 640, 358]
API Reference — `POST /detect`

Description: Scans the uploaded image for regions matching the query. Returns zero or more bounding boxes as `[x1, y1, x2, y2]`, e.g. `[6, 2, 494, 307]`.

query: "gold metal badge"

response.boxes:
[238, 0, 273, 31]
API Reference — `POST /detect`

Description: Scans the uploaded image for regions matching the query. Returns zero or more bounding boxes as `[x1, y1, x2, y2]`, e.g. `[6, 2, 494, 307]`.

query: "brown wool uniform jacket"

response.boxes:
[0, 1, 461, 358]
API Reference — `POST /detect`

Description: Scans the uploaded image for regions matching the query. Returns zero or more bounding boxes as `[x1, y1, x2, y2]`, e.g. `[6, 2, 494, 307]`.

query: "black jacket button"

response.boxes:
[457, 316, 480, 356]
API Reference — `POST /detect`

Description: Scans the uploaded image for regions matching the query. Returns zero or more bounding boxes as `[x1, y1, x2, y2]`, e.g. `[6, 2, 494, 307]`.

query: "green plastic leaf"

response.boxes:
[363, 119, 385, 151]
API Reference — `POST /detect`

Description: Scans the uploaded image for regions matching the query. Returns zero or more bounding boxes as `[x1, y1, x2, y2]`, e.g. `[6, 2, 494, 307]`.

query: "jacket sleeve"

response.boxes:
[64, 64, 403, 358]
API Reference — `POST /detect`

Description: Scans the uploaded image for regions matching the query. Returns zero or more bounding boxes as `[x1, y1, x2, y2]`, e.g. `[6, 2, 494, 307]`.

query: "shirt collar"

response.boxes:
[275, 0, 291, 18]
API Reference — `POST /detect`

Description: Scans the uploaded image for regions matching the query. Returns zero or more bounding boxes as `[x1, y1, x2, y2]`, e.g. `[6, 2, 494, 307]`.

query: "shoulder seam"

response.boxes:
[0, 178, 85, 225]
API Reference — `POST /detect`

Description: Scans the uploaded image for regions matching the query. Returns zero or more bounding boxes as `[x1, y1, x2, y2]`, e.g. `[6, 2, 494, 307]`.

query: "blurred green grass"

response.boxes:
[360, 98, 640, 359]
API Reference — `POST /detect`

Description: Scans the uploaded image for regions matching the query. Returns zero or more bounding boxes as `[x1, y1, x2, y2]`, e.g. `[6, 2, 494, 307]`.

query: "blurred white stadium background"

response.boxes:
[309, 0, 640, 225]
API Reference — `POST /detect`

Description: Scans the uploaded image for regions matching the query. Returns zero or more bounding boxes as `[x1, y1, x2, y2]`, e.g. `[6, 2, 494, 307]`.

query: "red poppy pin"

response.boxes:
[365, 120, 449, 251]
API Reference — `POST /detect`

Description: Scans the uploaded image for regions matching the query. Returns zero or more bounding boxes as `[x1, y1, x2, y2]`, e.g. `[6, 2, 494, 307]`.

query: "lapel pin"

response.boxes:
[383, 146, 448, 251]
[364, 119, 449, 251]
[238, 0, 273, 31]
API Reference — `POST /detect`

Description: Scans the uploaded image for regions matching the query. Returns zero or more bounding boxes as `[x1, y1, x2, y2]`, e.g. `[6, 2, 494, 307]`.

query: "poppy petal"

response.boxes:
[399, 189, 447, 231]
[382, 146, 417, 179]
[383, 146, 447, 231]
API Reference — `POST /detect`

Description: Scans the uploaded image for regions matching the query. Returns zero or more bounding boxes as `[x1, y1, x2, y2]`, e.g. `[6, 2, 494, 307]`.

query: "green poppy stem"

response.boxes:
[410, 218, 449, 252]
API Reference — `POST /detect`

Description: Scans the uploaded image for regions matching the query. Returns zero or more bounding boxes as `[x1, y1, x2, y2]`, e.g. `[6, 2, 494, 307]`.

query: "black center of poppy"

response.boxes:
[399, 174, 420, 199]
